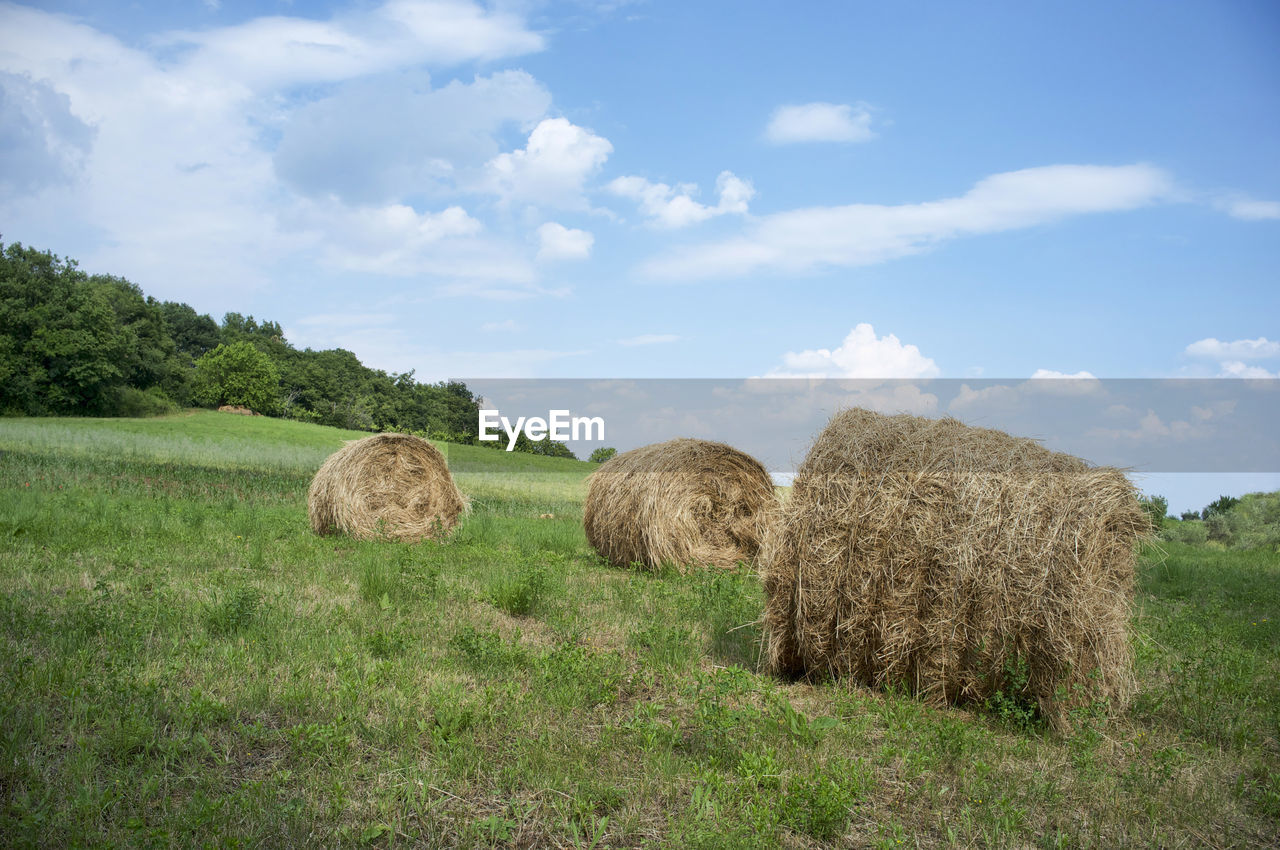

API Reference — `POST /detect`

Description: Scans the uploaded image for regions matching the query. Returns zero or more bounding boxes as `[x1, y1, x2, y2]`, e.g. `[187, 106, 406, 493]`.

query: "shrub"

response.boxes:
[1161, 519, 1209, 545]
[589, 447, 618, 464]
[191, 341, 279, 413]
[111, 385, 177, 418]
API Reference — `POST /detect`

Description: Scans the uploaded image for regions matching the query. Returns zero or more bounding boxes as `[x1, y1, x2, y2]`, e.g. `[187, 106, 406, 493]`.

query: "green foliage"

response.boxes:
[192, 341, 281, 413]
[2, 238, 484, 435]
[159, 301, 220, 362]
[1139, 494, 1169, 531]
[1161, 518, 1209, 545]
[777, 768, 859, 841]
[983, 654, 1042, 732]
[486, 564, 549, 617]
[0, 241, 132, 415]
[588, 447, 617, 463]
[1204, 495, 1241, 518]
[90, 275, 188, 404]
[203, 586, 262, 637]
[1200, 492, 1280, 550]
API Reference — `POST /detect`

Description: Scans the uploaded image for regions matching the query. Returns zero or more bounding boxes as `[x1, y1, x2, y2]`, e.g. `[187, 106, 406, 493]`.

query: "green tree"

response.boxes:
[90, 275, 187, 404]
[0, 241, 131, 415]
[191, 341, 280, 413]
[589, 447, 618, 463]
[1203, 495, 1240, 518]
[1139, 494, 1169, 532]
[160, 301, 221, 362]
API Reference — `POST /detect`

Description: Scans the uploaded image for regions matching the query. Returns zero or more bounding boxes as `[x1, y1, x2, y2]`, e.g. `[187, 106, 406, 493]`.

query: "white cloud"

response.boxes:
[274, 70, 551, 204]
[536, 222, 594, 261]
[283, 200, 539, 282]
[1030, 369, 1098, 380]
[1219, 361, 1279, 379]
[483, 117, 613, 210]
[949, 383, 1021, 413]
[618, 333, 679, 346]
[764, 323, 940, 379]
[1185, 336, 1280, 360]
[1087, 410, 1204, 443]
[608, 170, 754, 228]
[0, 71, 94, 192]
[1214, 197, 1280, 221]
[163, 0, 544, 91]
[1191, 400, 1237, 421]
[0, 2, 552, 302]
[765, 102, 875, 144]
[481, 319, 518, 332]
[641, 164, 1173, 280]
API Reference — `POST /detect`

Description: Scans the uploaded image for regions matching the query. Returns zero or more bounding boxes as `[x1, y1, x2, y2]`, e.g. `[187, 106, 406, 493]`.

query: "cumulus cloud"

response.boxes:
[1219, 361, 1279, 379]
[483, 117, 613, 210]
[641, 164, 1173, 280]
[764, 323, 940, 379]
[274, 70, 551, 204]
[765, 101, 875, 144]
[0, 1, 556, 301]
[607, 170, 754, 228]
[1185, 336, 1280, 360]
[618, 334, 679, 346]
[0, 71, 94, 192]
[536, 222, 593, 261]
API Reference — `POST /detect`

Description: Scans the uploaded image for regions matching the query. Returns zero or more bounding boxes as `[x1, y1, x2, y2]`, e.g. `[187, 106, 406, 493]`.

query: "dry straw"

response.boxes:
[583, 438, 778, 571]
[308, 433, 466, 542]
[761, 408, 1149, 730]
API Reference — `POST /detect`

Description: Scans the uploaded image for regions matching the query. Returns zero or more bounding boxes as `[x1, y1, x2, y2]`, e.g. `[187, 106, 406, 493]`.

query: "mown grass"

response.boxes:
[0, 411, 1276, 847]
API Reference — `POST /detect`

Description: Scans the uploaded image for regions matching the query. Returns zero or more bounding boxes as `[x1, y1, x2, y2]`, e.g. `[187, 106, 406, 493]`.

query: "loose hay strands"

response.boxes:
[308, 433, 466, 542]
[761, 409, 1149, 731]
[583, 438, 778, 571]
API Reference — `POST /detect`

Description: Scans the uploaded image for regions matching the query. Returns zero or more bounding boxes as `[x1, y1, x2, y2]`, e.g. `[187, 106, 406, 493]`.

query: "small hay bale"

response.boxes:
[308, 433, 465, 542]
[761, 408, 1149, 730]
[583, 438, 777, 571]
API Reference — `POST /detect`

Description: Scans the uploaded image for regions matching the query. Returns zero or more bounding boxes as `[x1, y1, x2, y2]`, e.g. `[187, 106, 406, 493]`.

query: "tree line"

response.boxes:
[1145, 491, 1280, 550]
[0, 239, 513, 446]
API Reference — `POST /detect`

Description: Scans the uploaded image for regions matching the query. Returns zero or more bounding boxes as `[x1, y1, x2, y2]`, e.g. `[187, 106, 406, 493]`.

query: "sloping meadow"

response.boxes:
[0, 412, 1276, 847]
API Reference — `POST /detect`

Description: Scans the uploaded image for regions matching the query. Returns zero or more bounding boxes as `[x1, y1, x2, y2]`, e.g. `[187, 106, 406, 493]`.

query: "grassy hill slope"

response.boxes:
[0, 412, 1276, 847]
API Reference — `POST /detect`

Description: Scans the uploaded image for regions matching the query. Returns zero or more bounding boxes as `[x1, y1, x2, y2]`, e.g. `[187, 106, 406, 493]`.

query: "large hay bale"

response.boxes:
[308, 433, 465, 542]
[583, 438, 777, 570]
[761, 408, 1148, 730]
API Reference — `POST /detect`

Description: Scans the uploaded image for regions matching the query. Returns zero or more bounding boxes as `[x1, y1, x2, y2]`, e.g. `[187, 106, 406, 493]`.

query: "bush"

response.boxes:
[1161, 518, 1208, 546]
[191, 341, 279, 413]
[111, 386, 177, 418]
[589, 447, 618, 464]
[1139, 495, 1170, 532]
[1175, 491, 1280, 550]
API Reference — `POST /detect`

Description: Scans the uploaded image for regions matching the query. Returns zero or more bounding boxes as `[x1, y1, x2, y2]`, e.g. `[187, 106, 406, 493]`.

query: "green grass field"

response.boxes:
[1, 411, 1277, 848]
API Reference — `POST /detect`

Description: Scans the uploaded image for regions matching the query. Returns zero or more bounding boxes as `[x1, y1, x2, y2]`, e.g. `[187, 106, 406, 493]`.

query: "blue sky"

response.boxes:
[2, 0, 1278, 507]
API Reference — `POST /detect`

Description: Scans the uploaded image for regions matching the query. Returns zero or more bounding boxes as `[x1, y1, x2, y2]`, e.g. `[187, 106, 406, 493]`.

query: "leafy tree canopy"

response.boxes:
[191, 341, 280, 413]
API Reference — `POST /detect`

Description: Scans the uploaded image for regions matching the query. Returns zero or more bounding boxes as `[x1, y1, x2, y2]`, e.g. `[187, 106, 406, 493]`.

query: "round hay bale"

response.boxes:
[583, 438, 777, 571]
[761, 408, 1149, 731]
[308, 433, 465, 542]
